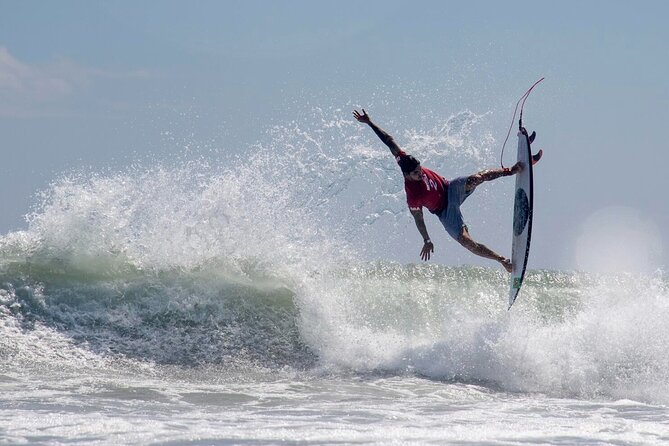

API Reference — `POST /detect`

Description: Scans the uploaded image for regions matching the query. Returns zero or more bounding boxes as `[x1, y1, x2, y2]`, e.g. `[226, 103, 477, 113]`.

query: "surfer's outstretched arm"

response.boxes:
[353, 109, 401, 157]
[410, 209, 434, 261]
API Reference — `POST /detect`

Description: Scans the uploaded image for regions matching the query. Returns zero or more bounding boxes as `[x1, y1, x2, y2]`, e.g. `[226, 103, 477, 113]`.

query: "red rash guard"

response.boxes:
[396, 151, 449, 214]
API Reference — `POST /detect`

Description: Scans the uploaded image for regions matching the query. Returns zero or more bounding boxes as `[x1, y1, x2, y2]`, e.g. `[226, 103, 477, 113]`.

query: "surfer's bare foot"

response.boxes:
[501, 258, 512, 273]
[511, 162, 523, 174]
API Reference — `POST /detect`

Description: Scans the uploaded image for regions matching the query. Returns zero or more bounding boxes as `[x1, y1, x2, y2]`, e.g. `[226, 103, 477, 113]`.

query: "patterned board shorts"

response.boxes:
[437, 176, 473, 240]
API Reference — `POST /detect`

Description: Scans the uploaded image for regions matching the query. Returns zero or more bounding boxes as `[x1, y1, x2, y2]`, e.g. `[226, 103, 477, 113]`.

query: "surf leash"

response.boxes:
[500, 77, 544, 168]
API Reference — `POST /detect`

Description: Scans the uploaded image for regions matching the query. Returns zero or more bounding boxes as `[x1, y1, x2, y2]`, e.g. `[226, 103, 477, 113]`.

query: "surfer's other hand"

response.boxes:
[420, 241, 434, 261]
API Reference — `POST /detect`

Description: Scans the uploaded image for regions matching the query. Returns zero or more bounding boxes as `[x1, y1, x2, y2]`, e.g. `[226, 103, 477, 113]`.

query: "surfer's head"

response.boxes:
[399, 155, 422, 181]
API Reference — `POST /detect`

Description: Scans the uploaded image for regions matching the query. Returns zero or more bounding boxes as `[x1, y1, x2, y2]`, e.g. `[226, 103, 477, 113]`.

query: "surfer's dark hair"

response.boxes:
[398, 155, 420, 174]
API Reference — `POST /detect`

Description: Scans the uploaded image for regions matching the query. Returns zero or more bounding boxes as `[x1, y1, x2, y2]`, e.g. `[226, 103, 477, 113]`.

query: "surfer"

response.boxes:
[353, 109, 541, 272]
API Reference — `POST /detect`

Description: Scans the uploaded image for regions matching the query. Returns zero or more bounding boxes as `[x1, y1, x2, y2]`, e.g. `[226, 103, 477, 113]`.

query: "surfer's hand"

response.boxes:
[353, 109, 371, 124]
[420, 241, 434, 261]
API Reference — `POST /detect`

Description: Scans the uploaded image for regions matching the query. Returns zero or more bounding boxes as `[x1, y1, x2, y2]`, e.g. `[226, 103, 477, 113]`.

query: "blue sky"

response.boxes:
[1, 0, 668, 271]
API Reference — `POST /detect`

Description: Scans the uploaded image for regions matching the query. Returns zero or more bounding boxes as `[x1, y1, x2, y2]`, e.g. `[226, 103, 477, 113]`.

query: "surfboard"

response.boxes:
[508, 127, 534, 309]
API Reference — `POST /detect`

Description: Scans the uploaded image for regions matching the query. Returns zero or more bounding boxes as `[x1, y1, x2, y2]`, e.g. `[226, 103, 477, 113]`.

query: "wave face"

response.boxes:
[1, 110, 668, 405]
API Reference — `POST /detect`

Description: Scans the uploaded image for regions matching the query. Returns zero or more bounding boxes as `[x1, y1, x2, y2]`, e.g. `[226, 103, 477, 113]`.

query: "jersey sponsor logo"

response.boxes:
[423, 174, 438, 191]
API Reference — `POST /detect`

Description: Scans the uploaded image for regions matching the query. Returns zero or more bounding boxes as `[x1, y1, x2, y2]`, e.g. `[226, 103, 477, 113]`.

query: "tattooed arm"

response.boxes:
[353, 109, 401, 157]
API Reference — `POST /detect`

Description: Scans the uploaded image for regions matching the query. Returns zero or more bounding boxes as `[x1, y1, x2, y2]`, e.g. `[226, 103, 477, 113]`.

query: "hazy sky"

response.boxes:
[1, 0, 668, 271]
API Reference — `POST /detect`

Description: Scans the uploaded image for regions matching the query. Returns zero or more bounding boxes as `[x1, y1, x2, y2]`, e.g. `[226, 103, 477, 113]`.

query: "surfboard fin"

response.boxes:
[529, 131, 536, 144]
[531, 149, 543, 165]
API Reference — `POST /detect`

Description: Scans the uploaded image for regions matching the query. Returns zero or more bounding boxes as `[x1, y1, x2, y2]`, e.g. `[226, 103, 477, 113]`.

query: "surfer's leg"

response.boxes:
[439, 187, 512, 273]
[464, 153, 544, 193]
[465, 167, 517, 193]
[457, 228, 512, 273]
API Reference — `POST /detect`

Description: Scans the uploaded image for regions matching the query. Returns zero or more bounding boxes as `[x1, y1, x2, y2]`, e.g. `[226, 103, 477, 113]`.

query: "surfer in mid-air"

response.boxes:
[353, 109, 542, 272]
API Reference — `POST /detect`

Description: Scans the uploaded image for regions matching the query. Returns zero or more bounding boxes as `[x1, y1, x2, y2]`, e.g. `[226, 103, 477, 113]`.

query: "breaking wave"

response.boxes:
[1, 109, 668, 404]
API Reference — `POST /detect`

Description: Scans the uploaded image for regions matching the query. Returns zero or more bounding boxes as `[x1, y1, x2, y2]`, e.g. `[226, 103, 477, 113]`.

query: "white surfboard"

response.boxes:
[508, 127, 534, 309]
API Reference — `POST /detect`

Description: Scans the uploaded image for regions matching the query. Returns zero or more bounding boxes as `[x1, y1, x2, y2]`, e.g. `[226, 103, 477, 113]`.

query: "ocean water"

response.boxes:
[1, 113, 668, 445]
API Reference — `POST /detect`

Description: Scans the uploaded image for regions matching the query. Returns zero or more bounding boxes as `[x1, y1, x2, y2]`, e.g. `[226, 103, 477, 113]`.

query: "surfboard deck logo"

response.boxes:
[513, 188, 530, 237]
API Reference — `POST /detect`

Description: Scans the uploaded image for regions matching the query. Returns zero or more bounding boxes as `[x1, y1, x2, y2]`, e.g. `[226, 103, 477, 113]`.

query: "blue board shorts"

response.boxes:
[437, 176, 473, 240]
